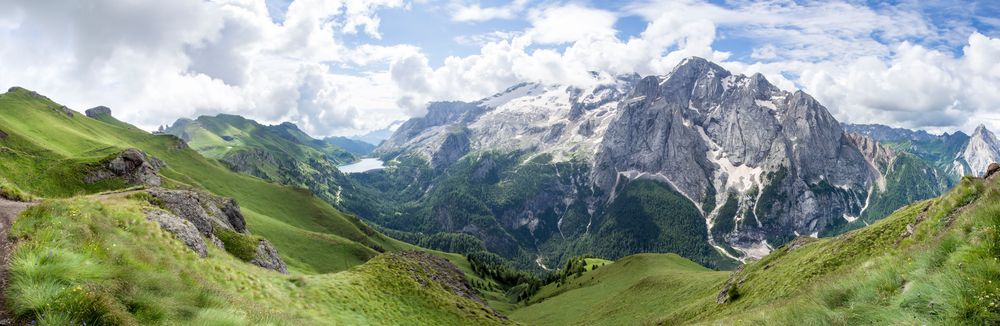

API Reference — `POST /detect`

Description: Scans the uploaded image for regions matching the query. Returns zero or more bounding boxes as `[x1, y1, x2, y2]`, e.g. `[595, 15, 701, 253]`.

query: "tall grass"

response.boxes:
[5, 198, 510, 325]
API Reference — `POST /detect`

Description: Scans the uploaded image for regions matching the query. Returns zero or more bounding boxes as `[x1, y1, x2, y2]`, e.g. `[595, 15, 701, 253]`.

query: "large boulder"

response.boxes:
[147, 188, 247, 235]
[84, 149, 165, 186]
[987, 163, 1000, 179]
[250, 240, 288, 273]
[144, 209, 209, 257]
[141, 187, 288, 273]
[85, 106, 112, 118]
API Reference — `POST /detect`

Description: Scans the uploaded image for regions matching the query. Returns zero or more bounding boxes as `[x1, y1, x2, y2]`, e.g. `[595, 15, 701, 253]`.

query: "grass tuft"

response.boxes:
[213, 227, 260, 262]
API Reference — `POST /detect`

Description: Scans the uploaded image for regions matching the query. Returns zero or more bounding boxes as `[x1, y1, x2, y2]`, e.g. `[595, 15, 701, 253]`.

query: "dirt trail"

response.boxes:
[0, 198, 36, 325]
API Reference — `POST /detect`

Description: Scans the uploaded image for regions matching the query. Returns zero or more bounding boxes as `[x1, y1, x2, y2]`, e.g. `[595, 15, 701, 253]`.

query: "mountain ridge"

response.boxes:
[366, 57, 888, 269]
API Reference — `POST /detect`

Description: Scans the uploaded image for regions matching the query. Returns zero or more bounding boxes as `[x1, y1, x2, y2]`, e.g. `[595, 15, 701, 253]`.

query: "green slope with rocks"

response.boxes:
[0, 87, 511, 325]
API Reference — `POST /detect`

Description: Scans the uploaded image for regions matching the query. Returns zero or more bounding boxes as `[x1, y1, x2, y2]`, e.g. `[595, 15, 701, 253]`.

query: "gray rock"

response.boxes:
[208, 234, 225, 250]
[987, 163, 1000, 179]
[146, 188, 247, 236]
[7, 86, 50, 101]
[50, 105, 74, 117]
[220, 198, 248, 233]
[144, 209, 208, 257]
[84, 148, 164, 186]
[0, 129, 7, 139]
[85, 106, 112, 118]
[431, 128, 470, 169]
[250, 239, 288, 273]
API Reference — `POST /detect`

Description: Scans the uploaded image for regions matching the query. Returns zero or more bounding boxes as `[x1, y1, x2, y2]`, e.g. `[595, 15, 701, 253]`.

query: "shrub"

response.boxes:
[213, 227, 259, 262]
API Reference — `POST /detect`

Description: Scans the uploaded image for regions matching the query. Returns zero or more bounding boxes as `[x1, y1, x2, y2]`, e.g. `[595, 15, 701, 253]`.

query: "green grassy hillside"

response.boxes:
[0, 87, 513, 324]
[510, 254, 728, 325]
[510, 174, 1000, 325]
[7, 197, 508, 325]
[324, 136, 376, 156]
[164, 114, 353, 164]
[161, 115, 358, 210]
[0, 88, 391, 273]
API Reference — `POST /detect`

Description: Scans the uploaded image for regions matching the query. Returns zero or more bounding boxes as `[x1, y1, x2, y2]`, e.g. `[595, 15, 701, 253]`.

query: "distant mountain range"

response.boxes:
[4, 63, 1000, 325]
[842, 122, 1000, 179]
[147, 60, 1000, 274]
[365, 57, 988, 270]
[324, 136, 376, 156]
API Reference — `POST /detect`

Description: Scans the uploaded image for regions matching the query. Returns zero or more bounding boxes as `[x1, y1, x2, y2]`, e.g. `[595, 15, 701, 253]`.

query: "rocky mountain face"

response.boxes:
[956, 125, 1000, 177]
[371, 57, 885, 266]
[589, 58, 874, 256]
[847, 133, 897, 174]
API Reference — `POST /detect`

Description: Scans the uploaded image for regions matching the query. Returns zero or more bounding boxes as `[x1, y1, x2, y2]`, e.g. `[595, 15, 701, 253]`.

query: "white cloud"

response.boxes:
[390, 3, 729, 113]
[524, 4, 617, 44]
[0, 0, 409, 136]
[796, 32, 1000, 132]
[0, 0, 997, 137]
[451, 0, 530, 22]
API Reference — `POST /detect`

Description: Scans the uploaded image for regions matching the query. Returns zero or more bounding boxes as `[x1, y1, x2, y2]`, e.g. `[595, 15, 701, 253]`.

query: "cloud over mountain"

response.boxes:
[0, 0, 997, 136]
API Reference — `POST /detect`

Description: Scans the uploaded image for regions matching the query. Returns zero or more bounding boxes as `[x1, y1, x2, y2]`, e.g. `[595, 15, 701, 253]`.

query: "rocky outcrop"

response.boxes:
[143, 187, 288, 273]
[250, 240, 288, 273]
[987, 163, 1000, 179]
[147, 188, 247, 235]
[6, 86, 51, 101]
[85, 106, 112, 118]
[49, 104, 74, 117]
[144, 209, 209, 257]
[84, 149, 165, 186]
[431, 129, 470, 169]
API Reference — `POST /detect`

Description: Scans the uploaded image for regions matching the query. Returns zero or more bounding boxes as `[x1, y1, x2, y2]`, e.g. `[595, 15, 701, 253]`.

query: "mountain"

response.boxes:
[349, 122, 402, 146]
[955, 124, 1000, 177]
[843, 123, 971, 178]
[508, 169, 1000, 324]
[363, 57, 901, 270]
[842, 123, 939, 143]
[324, 136, 377, 156]
[162, 114, 358, 208]
[843, 122, 1000, 179]
[0, 87, 509, 324]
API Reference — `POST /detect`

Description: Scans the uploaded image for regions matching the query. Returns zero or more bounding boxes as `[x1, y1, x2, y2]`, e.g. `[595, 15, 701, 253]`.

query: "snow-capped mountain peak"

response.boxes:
[957, 124, 1000, 177]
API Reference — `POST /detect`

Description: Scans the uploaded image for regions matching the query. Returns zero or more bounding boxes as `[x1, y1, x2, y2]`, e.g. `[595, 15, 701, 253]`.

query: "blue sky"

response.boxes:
[262, 0, 999, 65]
[1, 0, 999, 137]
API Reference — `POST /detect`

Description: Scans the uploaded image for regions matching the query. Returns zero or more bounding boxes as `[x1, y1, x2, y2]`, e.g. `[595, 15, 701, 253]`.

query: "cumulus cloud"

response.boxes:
[451, 0, 530, 22]
[390, 3, 729, 114]
[0, 0, 407, 136]
[523, 4, 617, 44]
[0, 0, 997, 137]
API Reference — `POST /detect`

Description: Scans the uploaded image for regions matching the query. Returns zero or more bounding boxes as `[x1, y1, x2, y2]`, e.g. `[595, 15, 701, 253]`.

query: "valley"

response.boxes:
[2, 58, 999, 325]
